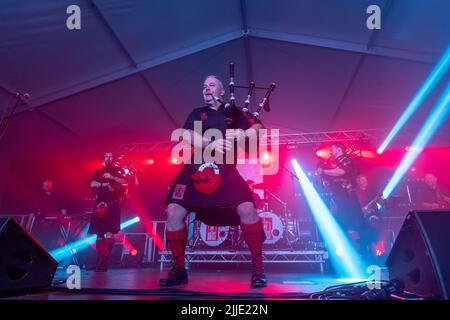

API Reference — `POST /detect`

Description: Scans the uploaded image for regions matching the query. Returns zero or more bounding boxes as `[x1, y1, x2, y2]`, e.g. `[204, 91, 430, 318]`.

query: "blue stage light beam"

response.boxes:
[50, 216, 141, 262]
[290, 159, 366, 279]
[383, 81, 450, 199]
[377, 45, 450, 154]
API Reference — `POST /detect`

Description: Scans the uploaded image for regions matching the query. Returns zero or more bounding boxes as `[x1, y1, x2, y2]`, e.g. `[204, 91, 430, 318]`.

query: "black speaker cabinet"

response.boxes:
[386, 211, 450, 299]
[0, 218, 58, 295]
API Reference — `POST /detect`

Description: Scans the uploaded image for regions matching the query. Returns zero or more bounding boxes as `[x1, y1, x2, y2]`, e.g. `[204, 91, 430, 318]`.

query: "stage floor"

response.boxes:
[3, 267, 387, 300]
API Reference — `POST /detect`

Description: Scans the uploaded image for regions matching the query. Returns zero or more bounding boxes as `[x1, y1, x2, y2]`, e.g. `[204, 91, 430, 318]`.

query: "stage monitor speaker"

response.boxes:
[0, 218, 58, 295]
[386, 210, 450, 299]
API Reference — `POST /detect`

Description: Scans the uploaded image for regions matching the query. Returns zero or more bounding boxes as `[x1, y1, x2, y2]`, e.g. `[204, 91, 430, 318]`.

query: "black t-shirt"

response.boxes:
[182, 104, 262, 165]
[322, 155, 356, 192]
[91, 166, 125, 201]
[183, 104, 260, 132]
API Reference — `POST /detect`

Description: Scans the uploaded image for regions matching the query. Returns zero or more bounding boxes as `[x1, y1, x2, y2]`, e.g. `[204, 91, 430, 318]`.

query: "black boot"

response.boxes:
[94, 257, 108, 272]
[159, 266, 188, 286]
[250, 255, 267, 288]
[159, 257, 188, 286]
[251, 273, 267, 288]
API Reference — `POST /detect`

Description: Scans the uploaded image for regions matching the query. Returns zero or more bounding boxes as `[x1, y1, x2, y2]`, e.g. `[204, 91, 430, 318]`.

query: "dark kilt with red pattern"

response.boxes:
[165, 163, 255, 226]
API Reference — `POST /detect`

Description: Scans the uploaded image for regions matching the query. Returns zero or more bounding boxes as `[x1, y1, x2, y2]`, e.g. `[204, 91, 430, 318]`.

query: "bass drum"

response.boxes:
[259, 211, 284, 245]
[200, 223, 229, 247]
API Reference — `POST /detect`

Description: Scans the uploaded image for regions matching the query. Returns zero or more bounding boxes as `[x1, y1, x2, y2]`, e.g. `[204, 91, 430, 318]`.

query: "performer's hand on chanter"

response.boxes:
[102, 172, 113, 180]
[207, 138, 233, 155]
[225, 129, 244, 142]
[102, 182, 114, 192]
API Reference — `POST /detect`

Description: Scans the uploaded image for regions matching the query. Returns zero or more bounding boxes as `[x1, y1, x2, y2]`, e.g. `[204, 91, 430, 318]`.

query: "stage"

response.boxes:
[1, 0, 449, 304]
[1, 267, 388, 300]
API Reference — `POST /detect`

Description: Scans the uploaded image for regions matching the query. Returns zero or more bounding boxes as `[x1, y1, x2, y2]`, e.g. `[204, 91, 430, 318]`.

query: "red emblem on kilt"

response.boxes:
[94, 202, 108, 218]
[192, 163, 222, 194]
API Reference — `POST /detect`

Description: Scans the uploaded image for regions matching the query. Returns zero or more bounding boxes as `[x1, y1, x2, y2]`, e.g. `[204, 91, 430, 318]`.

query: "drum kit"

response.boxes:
[189, 182, 319, 250]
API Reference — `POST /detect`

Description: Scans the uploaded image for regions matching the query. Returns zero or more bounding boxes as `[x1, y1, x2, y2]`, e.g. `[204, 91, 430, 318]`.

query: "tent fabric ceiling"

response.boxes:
[0, 0, 449, 161]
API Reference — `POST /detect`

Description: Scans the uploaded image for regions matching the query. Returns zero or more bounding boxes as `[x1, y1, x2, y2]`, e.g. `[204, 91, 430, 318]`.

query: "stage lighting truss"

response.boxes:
[158, 249, 329, 273]
[77, 128, 420, 154]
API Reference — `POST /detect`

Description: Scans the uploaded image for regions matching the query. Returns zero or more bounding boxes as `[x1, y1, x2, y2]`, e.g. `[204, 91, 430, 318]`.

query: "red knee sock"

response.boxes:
[96, 238, 105, 267]
[241, 220, 264, 274]
[97, 237, 114, 268]
[96, 238, 105, 256]
[104, 237, 115, 257]
[166, 228, 187, 269]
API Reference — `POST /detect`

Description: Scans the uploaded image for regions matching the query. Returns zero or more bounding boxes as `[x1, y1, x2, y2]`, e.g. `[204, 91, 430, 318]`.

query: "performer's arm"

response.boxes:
[181, 109, 211, 148]
[113, 176, 127, 185]
[186, 129, 211, 148]
[102, 172, 127, 185]
[90, 180, 105, 188]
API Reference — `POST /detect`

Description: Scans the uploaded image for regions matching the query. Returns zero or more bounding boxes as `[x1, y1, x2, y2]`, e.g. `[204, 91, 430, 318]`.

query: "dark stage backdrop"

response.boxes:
[1, 147, 450, 224]
[0, 155, 181, 223]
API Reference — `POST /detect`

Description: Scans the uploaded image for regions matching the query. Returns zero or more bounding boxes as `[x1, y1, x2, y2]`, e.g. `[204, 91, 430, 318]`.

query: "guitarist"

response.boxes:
[88, 152, 127, 272]
[161, 75, 267, 288]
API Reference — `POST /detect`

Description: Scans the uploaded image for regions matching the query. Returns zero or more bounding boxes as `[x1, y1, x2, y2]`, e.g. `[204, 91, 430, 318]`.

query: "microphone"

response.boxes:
[16, 92, 31, 101]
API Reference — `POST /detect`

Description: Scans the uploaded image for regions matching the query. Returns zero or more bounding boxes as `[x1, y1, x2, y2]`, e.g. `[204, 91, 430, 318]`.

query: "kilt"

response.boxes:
[88, 199, 121, 235]
[165, 163, 255, 226]
[332, 188, 365, 232]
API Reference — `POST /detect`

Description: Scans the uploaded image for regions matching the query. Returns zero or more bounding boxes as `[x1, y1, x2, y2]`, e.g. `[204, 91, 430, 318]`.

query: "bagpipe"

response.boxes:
[315, 146, 357, 192]
[94, 155, 140, 218]
[223, 62, 276, 127]
[113, 154, 141, 199]
[192, 63, 276, 194]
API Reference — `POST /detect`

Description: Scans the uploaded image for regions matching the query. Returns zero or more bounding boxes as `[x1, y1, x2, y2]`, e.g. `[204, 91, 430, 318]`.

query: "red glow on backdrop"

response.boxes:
[125, 197, 166, 250]
[260, 151, 272, 165]
[139, 216, 166, 250]
[115, 232, 136, 254]
[315, 148, 330, 160]
[316, 146, 377, 160]
[88, 160, 105, 171]
[374, 241, 385, 257]
[360, 150, 376, 159]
